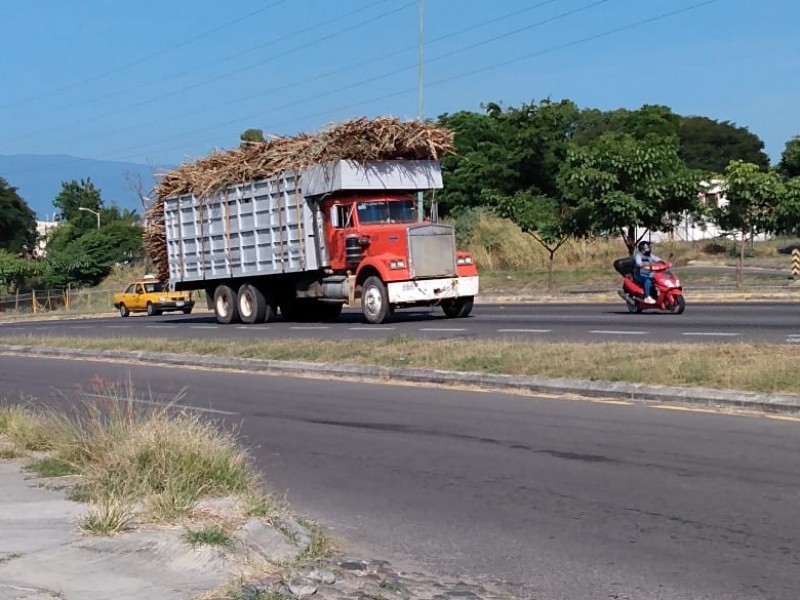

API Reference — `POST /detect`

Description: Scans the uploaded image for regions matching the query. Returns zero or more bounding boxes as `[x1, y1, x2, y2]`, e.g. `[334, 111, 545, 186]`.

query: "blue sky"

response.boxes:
[0, 0, 797, 169]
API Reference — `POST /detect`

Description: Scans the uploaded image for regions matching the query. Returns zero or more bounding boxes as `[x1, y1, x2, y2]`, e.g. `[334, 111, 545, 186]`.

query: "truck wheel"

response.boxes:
[214, 285, 240, 324]
[146, 302, 161, 317]
[315, 301, 343, 322]
[442, 296, 474, 319]
[238, 284, 269, 324]
[361, 276, 393, 324]
[118, 303, 129, 318]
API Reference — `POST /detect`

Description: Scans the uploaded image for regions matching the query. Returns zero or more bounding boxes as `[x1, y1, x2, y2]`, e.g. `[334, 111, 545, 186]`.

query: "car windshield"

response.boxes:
[356, 199, 417, 224]
[143, 282, 164, 293]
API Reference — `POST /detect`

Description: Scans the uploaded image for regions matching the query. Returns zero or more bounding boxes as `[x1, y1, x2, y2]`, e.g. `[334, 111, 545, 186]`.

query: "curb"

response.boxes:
[2, 344, 799, 416]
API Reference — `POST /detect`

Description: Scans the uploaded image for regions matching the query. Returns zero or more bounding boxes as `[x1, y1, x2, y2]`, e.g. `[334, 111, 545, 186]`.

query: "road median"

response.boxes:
[2, 342, 799, 416]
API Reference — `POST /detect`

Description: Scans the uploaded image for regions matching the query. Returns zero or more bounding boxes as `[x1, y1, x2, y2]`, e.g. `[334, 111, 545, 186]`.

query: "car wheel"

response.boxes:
[118, 303, 129, 318]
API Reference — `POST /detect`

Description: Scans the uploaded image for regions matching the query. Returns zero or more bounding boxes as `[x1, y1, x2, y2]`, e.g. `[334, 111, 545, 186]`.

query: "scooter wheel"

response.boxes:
[669, 294, 686, 315]
[626, 299, 642, 314]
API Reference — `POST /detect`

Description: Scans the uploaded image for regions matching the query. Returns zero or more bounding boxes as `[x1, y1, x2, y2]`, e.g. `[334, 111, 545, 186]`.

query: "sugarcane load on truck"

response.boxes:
[144, 117, 479, 325]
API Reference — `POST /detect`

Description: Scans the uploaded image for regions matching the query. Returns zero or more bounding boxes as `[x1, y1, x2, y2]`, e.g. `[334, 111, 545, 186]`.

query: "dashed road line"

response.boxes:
[590, 330, 647, 336]
[348, 327, 397, 331]
[190, 325, 219, 330]
[418, 328, 466, 332]
[497, 328, 552, 333]
[681, 332, 740, 337]
[290, 326, 330, 330]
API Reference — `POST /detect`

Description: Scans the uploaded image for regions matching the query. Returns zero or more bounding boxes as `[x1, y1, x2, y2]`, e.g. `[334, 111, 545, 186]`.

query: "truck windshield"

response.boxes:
[356, 199, 417, 224]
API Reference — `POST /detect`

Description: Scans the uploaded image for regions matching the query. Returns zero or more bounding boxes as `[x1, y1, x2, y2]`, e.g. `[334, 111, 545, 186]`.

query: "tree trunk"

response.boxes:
[547, 251, 554, 293]
[738, 228, 746, 288]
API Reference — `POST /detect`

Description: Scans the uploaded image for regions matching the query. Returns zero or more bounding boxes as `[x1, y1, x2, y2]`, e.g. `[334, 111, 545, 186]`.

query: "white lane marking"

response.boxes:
[290, 326, 330, 330]
[418, 328, 466, 332]
[146, 325, 176, 329]
[348, 327, 397, 331]
[590, 330, 647, 335]
[106, 325, 130, 329]
[681, 332, 740, 337]
[72, 326, 92, 329]
[191, 325, 218, 330]
[497, 328, 552, 333]
[82, 393, 237, 415]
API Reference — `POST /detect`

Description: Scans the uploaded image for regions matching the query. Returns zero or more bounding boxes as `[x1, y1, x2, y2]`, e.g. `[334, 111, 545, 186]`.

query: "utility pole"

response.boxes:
[417, 0, 425, 221]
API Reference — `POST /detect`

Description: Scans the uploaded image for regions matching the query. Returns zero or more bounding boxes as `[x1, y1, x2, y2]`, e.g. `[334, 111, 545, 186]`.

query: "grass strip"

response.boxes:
[1, 335, 798, 395]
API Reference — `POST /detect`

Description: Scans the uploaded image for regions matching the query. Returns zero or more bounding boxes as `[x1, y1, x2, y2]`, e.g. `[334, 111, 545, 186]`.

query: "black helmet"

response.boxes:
[638, 241, 651, 255]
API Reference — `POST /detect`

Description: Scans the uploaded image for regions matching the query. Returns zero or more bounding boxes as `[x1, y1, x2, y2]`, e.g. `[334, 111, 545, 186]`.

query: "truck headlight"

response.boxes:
[389, 259, 406, 269]
[457, 256, 474, 266]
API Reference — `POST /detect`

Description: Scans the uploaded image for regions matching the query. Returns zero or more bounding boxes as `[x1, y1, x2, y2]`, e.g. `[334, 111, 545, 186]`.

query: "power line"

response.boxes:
[9, 0, 397, 123]
[3, 0, 719, 178]
[0, 0, 290, 110]
[7, 0, 590, 149]
[104, 0, 721, 166]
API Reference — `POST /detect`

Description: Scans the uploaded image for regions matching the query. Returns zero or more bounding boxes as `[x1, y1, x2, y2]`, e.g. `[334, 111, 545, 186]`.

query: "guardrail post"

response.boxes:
[793, 249, 800, 279]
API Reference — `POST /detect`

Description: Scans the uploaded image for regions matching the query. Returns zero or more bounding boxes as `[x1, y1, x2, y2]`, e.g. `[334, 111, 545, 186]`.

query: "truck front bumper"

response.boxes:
[387, 276, 479, 304]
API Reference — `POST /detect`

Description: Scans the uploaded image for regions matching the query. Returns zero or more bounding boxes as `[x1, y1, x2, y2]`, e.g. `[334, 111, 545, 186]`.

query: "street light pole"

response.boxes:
[78, 207, 100, 229]
[417, 0, 425, 221]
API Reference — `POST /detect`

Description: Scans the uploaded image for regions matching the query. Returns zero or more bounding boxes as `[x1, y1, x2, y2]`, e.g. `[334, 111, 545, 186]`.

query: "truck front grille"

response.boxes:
[407, 224, 457, 279]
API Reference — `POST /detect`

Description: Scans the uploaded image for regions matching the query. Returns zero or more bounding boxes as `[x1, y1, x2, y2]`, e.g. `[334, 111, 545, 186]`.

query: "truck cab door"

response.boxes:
[327, 204, 356, 270]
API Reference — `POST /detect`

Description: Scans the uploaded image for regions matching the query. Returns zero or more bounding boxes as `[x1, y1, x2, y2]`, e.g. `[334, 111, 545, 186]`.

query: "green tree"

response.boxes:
[775, 177, 800, 235]
[240, 128, 265, 147]
[0, 251, 39, 293]
[486, 189, 569, 292]
[0, 177, 37, 255]
[559, 133, 701, 254]
[714, 161, 784, 285]
[573, 105, 680, 146]
[53, 178, 103, 232]
[777, 136, 800, 179]
[678, 117, 769, 173]
[436, 110, 515, 213]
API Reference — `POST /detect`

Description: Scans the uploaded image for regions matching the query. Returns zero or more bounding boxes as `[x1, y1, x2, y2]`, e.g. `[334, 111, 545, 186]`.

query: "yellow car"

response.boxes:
[113, 277, 194, 317]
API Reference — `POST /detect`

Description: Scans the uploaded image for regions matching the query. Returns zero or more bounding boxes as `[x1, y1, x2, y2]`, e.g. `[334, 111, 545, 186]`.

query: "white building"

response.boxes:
[34, 220, 59, 257]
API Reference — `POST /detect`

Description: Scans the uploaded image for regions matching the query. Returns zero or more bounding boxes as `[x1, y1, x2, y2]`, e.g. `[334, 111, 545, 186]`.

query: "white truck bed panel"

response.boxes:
[164, 171, 324, 284]
[300, 160, 442, 197]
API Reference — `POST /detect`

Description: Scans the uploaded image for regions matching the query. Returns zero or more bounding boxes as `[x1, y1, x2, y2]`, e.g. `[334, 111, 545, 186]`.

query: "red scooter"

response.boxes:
[614, 255, 686, 314]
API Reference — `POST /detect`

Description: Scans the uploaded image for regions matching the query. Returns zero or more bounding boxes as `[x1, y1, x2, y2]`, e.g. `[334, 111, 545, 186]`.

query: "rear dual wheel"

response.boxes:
[237, 284, 276, 324]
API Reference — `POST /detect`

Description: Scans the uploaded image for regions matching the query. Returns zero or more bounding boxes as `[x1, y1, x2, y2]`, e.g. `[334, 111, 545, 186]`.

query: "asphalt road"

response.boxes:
[1, 355, 798, 600]
[2, 302, 800, 344]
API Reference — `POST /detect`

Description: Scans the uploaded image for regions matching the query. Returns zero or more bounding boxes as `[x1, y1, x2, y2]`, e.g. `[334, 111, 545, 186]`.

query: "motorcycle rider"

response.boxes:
[634, 241, 662, 304]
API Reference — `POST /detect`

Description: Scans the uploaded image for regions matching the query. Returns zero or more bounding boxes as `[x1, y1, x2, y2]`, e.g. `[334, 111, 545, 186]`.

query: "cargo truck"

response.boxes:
[162, 159, 478, 325]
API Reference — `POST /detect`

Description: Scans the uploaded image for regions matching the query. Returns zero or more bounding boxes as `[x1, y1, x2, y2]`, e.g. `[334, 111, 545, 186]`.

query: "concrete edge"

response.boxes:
[2, 344, 798, 416]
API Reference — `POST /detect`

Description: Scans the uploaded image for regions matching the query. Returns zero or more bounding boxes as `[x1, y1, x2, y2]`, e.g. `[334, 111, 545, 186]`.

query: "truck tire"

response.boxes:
[316, 301, 344, 322]
[361, 276, 393, 324]
[238, 284, 269, 324]
[214, 285, 240, 324]
[442, 296, 474, 319]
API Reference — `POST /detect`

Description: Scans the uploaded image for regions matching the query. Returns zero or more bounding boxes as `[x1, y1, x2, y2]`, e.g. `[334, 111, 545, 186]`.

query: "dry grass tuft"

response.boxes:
[0, 383, 260, 526]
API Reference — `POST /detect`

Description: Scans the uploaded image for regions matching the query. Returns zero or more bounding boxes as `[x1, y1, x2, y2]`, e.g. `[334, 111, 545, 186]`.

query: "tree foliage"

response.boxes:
[777, 136, 800, 180]
[558, 133, 701, 254]
[0, 177, 37, 255]
[678, 117, 769, 173]
[240, 128, 265, 147]
[44, 180, 144, 288]
[714, 161, 785, 283]
[0, 251, 39, 293]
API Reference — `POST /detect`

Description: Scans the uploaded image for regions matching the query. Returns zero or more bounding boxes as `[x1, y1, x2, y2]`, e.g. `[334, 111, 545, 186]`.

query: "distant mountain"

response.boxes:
[0, 154, 166, 220]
